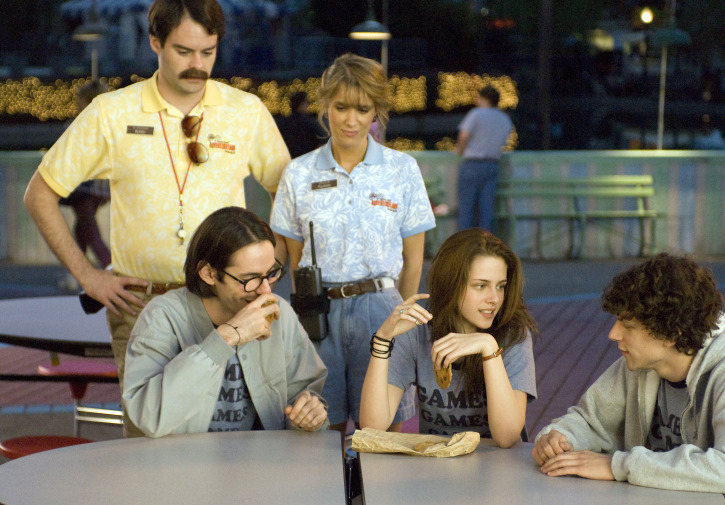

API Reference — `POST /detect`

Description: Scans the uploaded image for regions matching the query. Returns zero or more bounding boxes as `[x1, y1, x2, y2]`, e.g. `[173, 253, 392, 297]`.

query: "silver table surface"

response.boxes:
[0, 430, 345, 505]
[359, 440, 725, 505]
[0, 296, 111, 357]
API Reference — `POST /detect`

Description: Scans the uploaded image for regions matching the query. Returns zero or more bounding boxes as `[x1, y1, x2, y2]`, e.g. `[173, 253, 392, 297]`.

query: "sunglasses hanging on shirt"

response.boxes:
[181, 115, 209, 164]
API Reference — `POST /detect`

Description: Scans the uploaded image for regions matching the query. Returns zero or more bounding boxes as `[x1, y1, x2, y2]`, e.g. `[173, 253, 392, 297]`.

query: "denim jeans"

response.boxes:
[457, 159, 500, 232]
[315, 288, 416, 425]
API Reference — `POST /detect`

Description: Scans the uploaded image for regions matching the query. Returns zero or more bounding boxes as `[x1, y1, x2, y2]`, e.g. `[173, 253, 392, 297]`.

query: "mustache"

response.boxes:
[179, 69, 209, 80]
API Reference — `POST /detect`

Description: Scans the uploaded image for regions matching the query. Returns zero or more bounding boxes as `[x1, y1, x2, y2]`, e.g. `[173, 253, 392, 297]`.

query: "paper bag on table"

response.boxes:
[351, 428, 480, 458]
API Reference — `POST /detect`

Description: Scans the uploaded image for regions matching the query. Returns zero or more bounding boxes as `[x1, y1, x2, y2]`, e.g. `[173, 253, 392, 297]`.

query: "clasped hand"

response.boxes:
[531, 429, 614, 481]
[284, 390, 327, 431]
[223, 294, 280, 346]
[430, 331, 499, 371]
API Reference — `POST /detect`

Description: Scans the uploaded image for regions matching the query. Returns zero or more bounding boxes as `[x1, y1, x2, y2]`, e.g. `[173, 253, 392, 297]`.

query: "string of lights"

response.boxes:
[0, 73, 517, 150]
[436, 72, 518, 111]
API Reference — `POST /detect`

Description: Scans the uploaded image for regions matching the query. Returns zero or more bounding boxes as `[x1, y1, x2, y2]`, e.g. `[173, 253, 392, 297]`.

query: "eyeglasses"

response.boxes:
[181, 115, 209, 164]
[222, 262, 287, 292]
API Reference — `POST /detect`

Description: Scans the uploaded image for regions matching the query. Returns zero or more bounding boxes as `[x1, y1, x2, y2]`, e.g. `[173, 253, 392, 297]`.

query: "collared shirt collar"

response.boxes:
[141, 70, 224, 117]
[315, 134, 384, 172]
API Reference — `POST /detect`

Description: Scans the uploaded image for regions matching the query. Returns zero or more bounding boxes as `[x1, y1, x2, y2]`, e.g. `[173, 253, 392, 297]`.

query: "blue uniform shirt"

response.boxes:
[271, 136, 436, 283]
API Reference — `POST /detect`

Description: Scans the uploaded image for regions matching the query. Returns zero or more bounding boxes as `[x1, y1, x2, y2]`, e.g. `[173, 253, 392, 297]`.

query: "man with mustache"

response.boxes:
[531, 253, 725, 493]
[123, 206, 328, 437]
[23, 0, 290, 436]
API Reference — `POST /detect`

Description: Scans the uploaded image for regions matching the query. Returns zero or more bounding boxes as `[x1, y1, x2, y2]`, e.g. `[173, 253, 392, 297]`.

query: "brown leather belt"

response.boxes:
[326, 277, 395, 300]
[127, 282, 184, 295]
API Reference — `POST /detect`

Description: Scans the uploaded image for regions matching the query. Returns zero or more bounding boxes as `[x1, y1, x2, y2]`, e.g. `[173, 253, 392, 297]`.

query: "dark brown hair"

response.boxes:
[184, 207, 275, 298]
[289, 91, 309, 114]
[76, 81, 108, 108]
[478, 85, 500, 107]
[602, 253, 724, 355]
[148, 0, 225, 46]
[427, 228, 537, 390]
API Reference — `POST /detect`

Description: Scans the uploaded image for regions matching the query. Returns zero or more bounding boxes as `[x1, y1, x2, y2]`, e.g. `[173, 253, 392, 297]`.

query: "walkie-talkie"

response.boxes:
[291, 221, 328, 341]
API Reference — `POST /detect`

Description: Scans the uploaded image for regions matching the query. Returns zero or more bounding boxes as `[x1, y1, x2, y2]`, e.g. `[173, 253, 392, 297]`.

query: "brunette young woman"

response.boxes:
[360, 228, 538, 448]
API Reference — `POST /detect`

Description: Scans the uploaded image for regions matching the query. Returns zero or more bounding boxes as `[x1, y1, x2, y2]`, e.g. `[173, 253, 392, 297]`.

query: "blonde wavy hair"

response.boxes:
[317, 53, 391, 136]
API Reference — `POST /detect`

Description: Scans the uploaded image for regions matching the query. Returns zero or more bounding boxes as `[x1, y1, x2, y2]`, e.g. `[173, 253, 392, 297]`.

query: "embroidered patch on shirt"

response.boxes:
[126, 125, 154, 135]
[311, 180, 337, 190]
[369, 193, 399, 212]
[208, 134, 236, 154]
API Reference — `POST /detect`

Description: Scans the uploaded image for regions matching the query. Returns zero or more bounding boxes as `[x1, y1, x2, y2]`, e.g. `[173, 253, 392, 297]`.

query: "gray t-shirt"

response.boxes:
[458, 107, 513, 160]
[647, 378, 688, 451]
[388, 325, 536, 436]
[208, 354, 258, 432]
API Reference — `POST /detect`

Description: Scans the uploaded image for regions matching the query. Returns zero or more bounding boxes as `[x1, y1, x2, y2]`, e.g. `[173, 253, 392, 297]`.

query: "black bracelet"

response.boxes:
[221, 323, 242, 347]
[370, 333, 395, 359]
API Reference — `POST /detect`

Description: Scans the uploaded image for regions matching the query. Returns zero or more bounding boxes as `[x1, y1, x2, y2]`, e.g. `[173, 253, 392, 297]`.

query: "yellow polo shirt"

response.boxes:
[38, 72, 290, 283]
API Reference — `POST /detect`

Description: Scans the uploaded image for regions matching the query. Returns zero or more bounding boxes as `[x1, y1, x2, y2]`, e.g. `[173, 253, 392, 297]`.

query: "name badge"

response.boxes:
[126, 125, 155, 135]
[311, 180, 337, 190]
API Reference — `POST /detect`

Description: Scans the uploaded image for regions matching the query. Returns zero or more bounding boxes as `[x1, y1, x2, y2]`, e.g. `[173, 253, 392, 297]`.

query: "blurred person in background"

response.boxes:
[57, 81, 112, 293]
[275, 91, 324, 159]
[455, 85, 513, 232]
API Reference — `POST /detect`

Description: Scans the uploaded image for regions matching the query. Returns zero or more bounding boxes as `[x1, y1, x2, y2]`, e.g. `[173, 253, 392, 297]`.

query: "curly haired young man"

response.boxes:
[532, 253, 725, 493]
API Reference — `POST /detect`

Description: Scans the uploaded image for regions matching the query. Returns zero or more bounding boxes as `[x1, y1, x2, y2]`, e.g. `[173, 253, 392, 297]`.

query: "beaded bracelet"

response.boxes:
[221, 323, 242, 346]
[482, 347, 503, 361]
[370, 333, 395, 359]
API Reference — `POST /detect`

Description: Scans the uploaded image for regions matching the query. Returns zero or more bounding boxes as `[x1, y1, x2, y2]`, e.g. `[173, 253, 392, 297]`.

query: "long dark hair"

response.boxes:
[427, 228, 537, 391]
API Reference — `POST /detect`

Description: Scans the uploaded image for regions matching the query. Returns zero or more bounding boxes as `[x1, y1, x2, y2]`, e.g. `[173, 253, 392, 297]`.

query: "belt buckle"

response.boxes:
[340, 283, 356, 298]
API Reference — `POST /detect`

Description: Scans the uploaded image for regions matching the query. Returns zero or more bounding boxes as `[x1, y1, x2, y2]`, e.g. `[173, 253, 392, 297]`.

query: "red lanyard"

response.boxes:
[158, 111, 203, 242]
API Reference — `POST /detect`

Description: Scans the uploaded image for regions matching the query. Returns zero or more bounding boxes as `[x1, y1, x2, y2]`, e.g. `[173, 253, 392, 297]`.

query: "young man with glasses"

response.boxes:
[23, 0, 289, 435]
[123, 206, 328, 437]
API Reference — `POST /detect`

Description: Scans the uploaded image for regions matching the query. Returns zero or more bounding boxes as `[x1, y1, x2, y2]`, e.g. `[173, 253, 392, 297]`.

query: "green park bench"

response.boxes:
[495, 174, 659, 258]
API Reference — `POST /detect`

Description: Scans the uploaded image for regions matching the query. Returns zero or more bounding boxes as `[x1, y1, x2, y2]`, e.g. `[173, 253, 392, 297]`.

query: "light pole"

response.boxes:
[349, 0, 391, 140]
[639, 7, 653, 78]
[381, 0, 389, 77]
[538, 0, 552, 150]
[649, 0, 690, 149]
[349, 0, 391, 70]
[72, 0, 108, 82]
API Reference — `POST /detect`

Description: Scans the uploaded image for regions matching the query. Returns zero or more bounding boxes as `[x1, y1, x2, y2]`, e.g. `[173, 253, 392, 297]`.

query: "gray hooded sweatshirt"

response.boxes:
[535, 316, 725, 493]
